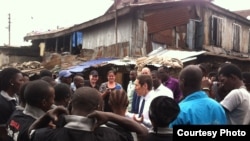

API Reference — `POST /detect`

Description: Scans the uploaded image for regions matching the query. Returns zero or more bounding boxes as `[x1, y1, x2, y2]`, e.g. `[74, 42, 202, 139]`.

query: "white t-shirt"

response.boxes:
[220, 86, 250, 125]
[153, 84, 174, 99]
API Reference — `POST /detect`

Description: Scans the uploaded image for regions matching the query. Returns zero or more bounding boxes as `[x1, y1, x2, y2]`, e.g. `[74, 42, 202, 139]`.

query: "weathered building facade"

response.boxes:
[23, 0, 250, 71]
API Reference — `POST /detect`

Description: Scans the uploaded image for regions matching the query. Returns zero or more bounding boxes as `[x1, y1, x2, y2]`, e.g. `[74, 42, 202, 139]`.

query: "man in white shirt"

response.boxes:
[126, 70, 137, 112]
[126, 74, 154, 129]
[151, 70, 173, 99]
[133, 71, 174, 129]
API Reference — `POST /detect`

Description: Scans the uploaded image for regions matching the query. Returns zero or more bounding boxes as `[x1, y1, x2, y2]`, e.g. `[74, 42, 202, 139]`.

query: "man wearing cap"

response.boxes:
[84, 70, 100, 90]
[56, 70, 73, 86]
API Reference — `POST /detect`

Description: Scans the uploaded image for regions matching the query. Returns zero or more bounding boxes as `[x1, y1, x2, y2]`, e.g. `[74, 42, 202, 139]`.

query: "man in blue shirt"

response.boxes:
[170, 65, 227, 126]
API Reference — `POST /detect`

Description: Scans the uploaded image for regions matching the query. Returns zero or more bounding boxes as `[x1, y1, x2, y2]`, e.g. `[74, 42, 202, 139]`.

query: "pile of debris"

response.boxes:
[136, 55, 183, 71]
[0, 61, 42, 70]
[0, 61, 44, 76]
[42, 53, 83, 70]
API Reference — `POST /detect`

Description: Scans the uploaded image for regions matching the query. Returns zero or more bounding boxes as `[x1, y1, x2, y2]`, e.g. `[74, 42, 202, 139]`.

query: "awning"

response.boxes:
[68, 58, 118, 73]
[148, 47, 206, 62]
[136, 47, 206, 69]
[107, 57, 136, 66]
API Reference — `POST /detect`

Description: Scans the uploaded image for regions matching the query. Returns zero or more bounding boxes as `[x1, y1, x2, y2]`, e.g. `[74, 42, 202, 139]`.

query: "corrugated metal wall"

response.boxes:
[143, 6, 191, 49]
[144, 6, 190, 34]
[82, 15, 147, 58]
[82, 16, 133, 49]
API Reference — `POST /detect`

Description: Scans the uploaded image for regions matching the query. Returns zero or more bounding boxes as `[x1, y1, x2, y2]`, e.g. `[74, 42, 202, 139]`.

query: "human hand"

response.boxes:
[133, 114, 143, 123]
[28, 106, 69, 132]
[201, 77, 212, 89]
[87, 110, 109, 130]
[46, 106, 69, 122]
[101, 89, 111, 98]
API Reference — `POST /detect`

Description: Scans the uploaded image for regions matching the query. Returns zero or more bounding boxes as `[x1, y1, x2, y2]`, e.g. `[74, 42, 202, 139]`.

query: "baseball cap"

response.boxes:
[59, 70, 72, 78]
[90, 70, 99, 76]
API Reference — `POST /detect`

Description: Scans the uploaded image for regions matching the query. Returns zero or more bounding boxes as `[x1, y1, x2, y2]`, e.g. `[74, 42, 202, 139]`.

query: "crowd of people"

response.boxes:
[0, 62, 250, 141]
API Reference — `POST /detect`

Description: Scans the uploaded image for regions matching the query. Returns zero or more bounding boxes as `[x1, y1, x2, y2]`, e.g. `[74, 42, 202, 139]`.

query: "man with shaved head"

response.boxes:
[169, 65, 227, 126]
[141, 67, 151, 75]
[73, 75, 84, 90]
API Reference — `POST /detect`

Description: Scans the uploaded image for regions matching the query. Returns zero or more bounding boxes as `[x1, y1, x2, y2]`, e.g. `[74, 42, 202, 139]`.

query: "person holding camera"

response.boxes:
[99, 70, 123, 112]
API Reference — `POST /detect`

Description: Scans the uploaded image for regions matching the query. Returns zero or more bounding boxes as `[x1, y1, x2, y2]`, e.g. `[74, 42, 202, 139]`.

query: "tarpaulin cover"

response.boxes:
[68, 58, 117, 73]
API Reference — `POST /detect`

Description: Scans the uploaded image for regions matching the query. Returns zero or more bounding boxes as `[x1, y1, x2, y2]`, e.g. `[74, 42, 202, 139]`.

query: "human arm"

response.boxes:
[201, 77, 213, 97]
[28, 106, 68, 135]
[174, 81, 183, 102]
[132, 108, 152, 129]
[87, 111, 148, 141]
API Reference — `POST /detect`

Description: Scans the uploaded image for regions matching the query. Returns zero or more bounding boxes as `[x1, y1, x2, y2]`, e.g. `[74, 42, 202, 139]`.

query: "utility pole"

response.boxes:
[8, 13, 11, 46]
[114, 0, 118, 56]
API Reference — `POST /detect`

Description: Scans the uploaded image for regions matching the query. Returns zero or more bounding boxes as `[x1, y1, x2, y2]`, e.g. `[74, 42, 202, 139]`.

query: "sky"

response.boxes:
[0, 0, 249, 46]
[0, 0, 113, 46]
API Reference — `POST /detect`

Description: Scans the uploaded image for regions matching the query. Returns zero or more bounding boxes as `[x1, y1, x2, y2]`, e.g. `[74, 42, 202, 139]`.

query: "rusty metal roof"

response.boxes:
[23, 0, 250, 41]
[234, 9, 250, 19]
